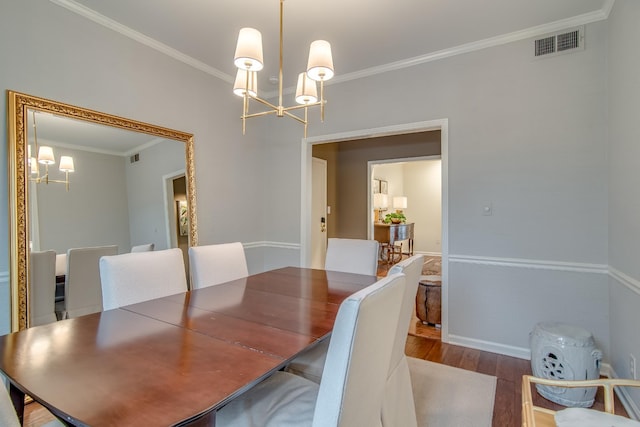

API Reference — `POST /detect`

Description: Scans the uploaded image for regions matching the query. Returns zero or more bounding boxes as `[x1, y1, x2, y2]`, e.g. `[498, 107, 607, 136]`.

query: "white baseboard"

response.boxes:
[447, 334, 531, 360]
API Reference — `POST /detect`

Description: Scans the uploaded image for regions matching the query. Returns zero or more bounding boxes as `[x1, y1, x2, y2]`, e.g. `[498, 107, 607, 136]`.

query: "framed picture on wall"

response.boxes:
[380, 180, 388, 194]
[372, 179, 381, 194]
[177, 200, 189, 237]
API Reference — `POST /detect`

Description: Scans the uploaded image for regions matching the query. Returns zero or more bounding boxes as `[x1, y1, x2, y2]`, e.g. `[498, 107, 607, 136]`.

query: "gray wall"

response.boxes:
[263, 16, 610, 358]
[34, 146, 130, 254]
[0, 1, 266, 334]
[0, 2, 637, 387]
[607, 0, 640, 406]
[126, 139, 186, 251]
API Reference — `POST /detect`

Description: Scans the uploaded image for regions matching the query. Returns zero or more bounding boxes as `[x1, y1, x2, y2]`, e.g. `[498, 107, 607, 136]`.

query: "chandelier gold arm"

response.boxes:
[236, 0, 331, 137]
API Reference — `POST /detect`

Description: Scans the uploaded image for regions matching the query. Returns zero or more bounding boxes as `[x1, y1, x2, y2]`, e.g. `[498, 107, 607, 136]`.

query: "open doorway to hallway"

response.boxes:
[303, 120, 448, 341]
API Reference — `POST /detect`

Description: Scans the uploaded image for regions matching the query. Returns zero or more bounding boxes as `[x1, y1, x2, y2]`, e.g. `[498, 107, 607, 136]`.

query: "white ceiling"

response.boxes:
[38, 0, 611, 153]
[57, 0, 611, 93]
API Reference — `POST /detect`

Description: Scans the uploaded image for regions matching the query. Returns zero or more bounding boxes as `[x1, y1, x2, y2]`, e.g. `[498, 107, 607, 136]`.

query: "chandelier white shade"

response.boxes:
[234, 28, 264, 71]
[58, 156, 75, 173]
[307, 40, 334, 81]
[233, 0, 334, 137]
[29, 111, 75, 191]
[295, 73, 318, 105]
[233, 70, 258, 97]
[37, 146, 55, 165]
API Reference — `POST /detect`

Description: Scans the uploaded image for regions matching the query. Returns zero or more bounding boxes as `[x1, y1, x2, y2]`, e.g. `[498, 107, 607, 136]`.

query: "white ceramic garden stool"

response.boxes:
[530, 321, 602, 407]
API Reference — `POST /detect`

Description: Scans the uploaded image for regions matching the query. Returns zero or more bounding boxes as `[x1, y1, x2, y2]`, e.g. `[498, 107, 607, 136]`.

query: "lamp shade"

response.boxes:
[373, 193, 388, 209]
[295, 73, 318, 105]
[233, 69, 258, 97]
[234, 28, 264, 71]
[307, 40, 334, 81]
[37, 146, 55, 165]
[393, 196, 407, 210]
[59, 156, 75, 173]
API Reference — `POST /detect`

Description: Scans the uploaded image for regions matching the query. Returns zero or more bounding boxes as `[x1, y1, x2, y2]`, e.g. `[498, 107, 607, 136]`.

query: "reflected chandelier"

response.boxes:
[233, 0, 334, 137]
[29, 111, 75, 191]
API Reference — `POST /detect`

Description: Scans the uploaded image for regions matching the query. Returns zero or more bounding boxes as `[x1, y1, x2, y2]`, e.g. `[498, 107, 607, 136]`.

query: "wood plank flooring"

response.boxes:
[405, 334, 628, 427]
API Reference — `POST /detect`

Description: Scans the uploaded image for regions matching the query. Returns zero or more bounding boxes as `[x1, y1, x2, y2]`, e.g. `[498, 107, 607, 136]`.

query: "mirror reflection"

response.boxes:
[8, 91, 198, 330]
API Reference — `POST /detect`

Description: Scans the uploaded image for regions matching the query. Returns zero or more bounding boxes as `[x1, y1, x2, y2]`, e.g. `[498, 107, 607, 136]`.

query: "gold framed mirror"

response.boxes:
[7, 90, 198, 331]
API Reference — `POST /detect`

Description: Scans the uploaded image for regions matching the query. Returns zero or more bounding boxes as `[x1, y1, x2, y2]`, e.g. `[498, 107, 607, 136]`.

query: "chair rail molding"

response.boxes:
[609, 267, 640, 295]
[449, 254, 608, 275]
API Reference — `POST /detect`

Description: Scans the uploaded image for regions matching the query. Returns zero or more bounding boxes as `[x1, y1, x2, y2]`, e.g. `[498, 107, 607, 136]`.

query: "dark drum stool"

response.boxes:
[416, 276, 441, 326]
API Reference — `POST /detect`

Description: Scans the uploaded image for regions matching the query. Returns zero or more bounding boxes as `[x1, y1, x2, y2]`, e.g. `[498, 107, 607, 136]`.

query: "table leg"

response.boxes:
[9, 383, 25, 424]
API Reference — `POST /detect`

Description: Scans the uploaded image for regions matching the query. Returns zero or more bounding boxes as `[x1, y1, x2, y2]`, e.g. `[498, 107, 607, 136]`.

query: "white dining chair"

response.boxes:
[381, 254, 423, 427]
[188, 242, 248, 289]
[99, 248, 188, 310]
[285, 255, 424, 427]
[131, 243, 155, 252]
[0, 386, 19, 427]
[29, 250, 58, 327]
[1, 385, 63, 427]
[324, 238, 379, 276]
[54, 253, 67, 277]
[216, 272, 407, 427]
[64, 245, 118, 319]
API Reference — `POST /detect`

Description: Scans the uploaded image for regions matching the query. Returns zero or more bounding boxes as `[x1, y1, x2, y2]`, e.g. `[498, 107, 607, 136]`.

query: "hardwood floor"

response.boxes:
[405, 334, 628, 427]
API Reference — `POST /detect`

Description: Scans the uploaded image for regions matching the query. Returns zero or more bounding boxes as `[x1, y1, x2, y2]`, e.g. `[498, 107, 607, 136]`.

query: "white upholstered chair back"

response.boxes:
[313, 273, 406, 426]
[188, 242, 248, 289]
[0, 385, 20, 427]
[131, 243, 155, 253]
[324, 238, 379, 276]
[65, 245, 118, 319]
[29, 250, 57, 326]
[1, 384, 63, 427]
[217, 273, 406, 427]
[382, 254, 424, 427]
[55, 253, 67, 277]
[99, 248, 187, 310]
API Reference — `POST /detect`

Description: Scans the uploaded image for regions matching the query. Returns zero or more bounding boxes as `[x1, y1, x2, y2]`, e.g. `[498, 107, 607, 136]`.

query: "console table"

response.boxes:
[374, 222, 414, 264]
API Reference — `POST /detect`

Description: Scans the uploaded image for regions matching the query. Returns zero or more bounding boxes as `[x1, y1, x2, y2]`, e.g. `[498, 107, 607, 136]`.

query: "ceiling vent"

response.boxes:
[534, 26, 584, 58]
[129, 153, 140, 163]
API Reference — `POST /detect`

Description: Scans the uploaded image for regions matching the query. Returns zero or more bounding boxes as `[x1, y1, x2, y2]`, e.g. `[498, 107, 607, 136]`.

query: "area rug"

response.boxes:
[409, 357, 497, 427]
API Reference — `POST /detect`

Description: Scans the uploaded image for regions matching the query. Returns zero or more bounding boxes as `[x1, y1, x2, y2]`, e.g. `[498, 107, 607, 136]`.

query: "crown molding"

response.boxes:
[51, 0, 612, 97]
[49, 0, 234, 84]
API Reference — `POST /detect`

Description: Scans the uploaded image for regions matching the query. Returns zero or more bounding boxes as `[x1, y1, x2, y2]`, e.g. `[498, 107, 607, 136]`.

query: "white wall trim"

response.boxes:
[51, 0, 612, 94]
[243, 241, 300, 250]
[609, 267, 640, 295]
[449, 254, 608, 275]
[415, 251, 442, 257]
[448, 334, 531, 360]
[49, 0, 233, 83]
[301, 118, 450, 341]
[326, 7, 610, 88]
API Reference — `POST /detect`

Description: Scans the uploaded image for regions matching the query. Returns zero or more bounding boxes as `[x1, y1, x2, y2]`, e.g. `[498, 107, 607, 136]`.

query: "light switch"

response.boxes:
[482, 202, 492, 216]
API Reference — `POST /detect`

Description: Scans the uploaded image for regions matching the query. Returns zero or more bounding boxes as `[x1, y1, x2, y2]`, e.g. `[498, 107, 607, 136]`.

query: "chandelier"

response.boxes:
[233, 0, 334, 137]
[29, 111, 75, 191]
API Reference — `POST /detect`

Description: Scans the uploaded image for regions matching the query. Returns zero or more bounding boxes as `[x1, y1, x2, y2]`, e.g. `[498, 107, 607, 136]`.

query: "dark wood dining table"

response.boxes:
[0, 267, 377, 426]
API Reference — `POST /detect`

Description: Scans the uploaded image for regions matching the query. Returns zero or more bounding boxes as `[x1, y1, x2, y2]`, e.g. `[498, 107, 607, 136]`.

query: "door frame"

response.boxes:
[311, 157, 328, 269]
[300, 118, 450, 342]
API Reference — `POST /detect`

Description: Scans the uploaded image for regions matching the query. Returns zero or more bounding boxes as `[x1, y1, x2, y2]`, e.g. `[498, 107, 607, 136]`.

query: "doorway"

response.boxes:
[301, 119, 449, 341]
